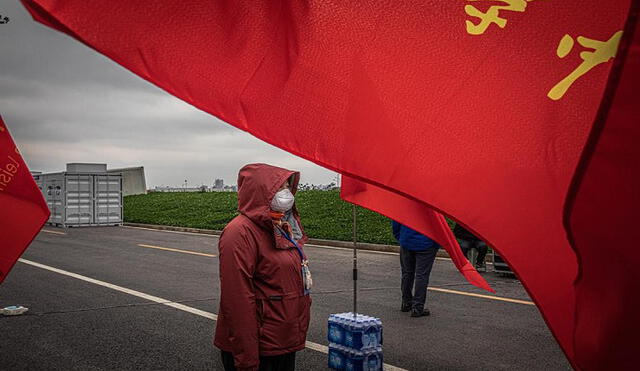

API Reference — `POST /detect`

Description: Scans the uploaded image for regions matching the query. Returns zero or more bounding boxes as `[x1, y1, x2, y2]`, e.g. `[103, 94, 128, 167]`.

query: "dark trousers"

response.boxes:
[400, 247, 438, 311]
[459, 239, 488, 265]
[221, 351, 296, 371]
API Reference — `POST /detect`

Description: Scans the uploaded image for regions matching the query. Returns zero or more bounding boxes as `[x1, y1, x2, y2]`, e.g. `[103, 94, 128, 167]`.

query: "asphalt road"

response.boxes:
[0, 226, 570, 370]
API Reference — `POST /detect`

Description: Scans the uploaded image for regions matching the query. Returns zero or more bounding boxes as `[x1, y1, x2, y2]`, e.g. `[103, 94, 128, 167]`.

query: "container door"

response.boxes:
[45, 182, 54, 224]
[48, 178, 64, 225]
[94, 175, 122, 224]
[65, 174, 93, 225]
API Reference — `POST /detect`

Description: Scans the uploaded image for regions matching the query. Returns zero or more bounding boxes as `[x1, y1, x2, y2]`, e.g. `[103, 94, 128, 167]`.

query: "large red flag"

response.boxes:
[0, 116, 49, 284]
[564, 7, 640, 369]
[340, 175, 493, 292]
[22, 0, 638, 367]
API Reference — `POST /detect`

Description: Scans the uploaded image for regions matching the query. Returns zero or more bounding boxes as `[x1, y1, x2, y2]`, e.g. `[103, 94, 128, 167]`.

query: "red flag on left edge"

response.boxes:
[0, 116, 49, 284]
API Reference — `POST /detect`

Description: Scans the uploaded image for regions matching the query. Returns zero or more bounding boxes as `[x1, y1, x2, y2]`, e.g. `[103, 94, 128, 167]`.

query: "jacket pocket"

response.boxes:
[259, 296, 302, 351]
[256, 299, 265, 338]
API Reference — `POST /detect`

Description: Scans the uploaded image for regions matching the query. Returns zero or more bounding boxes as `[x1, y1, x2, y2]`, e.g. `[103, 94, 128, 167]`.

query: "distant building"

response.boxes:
[295, 182, 337, 191]
[153, 186, 203, 193]
[152, 181, 236, 193]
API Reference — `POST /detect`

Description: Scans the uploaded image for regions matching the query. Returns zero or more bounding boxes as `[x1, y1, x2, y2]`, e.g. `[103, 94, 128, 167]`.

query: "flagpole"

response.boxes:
[352, 203, 357, 318]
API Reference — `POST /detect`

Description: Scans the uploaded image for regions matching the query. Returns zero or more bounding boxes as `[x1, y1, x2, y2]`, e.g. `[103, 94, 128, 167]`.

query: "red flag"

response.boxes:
[0, 116, 49, 284]
[21, 0, 638, 367]
[341, 175, 493, 292]
[565, 7, 640, 369]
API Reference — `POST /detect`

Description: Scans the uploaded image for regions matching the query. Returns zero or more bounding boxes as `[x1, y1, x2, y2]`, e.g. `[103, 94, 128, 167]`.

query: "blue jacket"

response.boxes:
[392, 221, 439, 251]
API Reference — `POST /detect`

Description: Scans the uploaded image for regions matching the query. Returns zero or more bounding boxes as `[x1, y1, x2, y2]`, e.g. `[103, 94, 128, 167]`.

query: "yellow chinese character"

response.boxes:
[465, 0, 535, 35]
[548, 30, 623, 101]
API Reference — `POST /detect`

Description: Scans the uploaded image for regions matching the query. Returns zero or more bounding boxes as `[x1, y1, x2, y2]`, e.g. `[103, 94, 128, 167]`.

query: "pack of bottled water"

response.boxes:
[328, 343, 383, 371]
[328, 312, 383, 370]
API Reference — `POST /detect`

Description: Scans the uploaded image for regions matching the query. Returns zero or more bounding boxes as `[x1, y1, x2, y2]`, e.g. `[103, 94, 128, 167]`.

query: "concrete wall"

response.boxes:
[107, 167, 147, 196]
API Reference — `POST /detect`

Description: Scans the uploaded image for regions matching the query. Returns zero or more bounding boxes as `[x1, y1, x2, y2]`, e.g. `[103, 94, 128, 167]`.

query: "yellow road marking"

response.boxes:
[428, 287, 534, 305]
[126, 228, 530, 306]
[137, 244, 216, 258]
[42, 229, 66, 235]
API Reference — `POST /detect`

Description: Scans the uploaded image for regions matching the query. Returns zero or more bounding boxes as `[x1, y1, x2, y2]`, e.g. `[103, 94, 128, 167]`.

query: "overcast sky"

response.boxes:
[0, 2, 337, 188]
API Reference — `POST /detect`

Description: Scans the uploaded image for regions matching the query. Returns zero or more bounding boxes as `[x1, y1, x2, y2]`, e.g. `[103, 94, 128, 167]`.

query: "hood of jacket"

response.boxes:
[237, 163, 300, 229]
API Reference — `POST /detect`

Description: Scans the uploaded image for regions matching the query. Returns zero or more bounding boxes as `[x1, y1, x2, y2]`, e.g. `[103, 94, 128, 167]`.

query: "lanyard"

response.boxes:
[277, 225, 312, 295]
[277, 226, 306, 262]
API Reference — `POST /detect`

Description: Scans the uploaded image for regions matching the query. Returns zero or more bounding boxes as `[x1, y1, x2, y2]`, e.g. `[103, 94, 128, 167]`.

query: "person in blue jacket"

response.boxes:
[392, 221, 440, 317]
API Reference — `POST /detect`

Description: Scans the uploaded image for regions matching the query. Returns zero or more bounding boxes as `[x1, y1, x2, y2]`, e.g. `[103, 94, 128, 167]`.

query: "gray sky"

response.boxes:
[0, 2, 336, 188]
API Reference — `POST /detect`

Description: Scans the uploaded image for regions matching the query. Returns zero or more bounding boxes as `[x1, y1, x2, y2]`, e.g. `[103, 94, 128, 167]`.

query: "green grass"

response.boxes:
[124, 190, 402, 245]
[124, 192, 239, 231]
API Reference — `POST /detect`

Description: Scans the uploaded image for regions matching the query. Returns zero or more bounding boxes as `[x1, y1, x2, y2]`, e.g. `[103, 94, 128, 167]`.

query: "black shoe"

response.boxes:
[410, 308, 430, 317]
[401, 302, 412, 312]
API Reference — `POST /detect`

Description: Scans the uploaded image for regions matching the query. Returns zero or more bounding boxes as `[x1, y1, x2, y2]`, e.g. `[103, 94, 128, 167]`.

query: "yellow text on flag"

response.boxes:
[548, 30, 623, 101]
[465, 0, 538, 35]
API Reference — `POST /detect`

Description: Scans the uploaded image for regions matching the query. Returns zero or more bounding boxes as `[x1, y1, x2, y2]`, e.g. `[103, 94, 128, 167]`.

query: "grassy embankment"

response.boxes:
[124, 190, 403, 245]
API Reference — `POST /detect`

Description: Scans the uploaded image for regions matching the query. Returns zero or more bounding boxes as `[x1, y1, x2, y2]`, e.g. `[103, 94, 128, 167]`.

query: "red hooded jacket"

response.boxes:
[214, 164, 311, 371]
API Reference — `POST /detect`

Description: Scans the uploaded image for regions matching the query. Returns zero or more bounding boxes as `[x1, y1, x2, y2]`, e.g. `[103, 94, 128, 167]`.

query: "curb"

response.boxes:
[124, 222, 222, 236]
[123, 222, 452, 258]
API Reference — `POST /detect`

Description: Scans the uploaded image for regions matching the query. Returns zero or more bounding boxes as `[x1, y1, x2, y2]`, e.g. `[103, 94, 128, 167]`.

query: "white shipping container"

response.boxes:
[38, 172, 123, 227]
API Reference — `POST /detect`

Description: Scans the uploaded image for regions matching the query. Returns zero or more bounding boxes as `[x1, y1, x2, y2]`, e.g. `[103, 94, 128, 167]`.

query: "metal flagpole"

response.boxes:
[352, 203, 358, 318]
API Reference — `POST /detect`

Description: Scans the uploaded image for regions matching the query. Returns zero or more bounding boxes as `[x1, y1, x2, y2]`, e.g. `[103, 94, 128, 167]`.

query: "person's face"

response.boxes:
[278, 179, 291, 191]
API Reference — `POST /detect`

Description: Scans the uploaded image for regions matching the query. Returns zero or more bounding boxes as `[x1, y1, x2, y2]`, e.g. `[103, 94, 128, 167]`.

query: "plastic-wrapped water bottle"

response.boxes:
[344, 315, 355, 348]
[363, 318, 373, 348]
[364, 347, 383, 371]
[354, 315, 360, 342]
[328, 343, 344, 370]
[329, 314, 344, 345]
[345, 348, 355, 371]
[376, 318, 383, 346]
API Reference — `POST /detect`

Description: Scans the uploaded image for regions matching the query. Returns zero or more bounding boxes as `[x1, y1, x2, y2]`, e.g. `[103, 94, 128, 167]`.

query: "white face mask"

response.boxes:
[271, 188, 295, 212]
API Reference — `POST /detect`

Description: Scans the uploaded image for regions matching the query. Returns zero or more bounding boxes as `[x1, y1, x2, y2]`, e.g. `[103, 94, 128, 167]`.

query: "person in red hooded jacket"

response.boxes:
[215, 163, 312, 371]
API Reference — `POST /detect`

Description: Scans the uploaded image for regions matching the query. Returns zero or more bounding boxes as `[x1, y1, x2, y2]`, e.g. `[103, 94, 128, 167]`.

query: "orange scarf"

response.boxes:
[270, 210, 284, 221]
